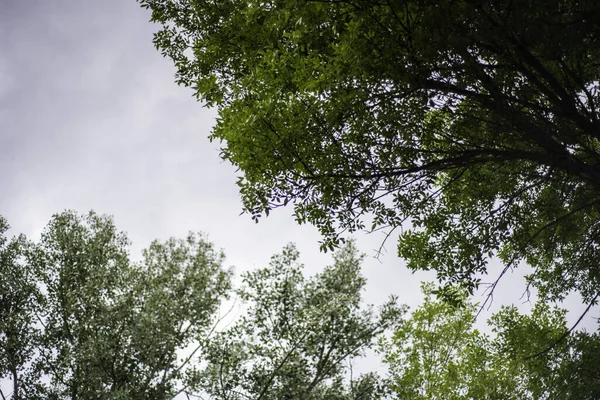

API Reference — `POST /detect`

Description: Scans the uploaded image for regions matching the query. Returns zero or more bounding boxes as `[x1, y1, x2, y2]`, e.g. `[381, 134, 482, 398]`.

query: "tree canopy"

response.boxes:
[0, 212, 399, 399]
[1, 211, 233, 399]
[193, 241, 403, 400]
[380, 283, 600, 399]
[2, 211, 599, 399]
[140, 0, 600, 304]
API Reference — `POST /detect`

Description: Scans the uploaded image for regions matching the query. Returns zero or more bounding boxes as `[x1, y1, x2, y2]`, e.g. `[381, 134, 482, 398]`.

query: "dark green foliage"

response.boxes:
[140, 0, 600, 302]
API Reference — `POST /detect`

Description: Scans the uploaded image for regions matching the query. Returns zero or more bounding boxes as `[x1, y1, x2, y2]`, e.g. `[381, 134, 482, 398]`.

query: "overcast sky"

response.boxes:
[0, 0, 596, 369]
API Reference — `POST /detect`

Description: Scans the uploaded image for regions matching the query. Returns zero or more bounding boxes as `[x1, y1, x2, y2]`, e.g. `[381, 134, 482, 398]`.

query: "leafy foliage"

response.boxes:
[0, 217, 41, 399]
[380, 284, 600, 399]
[1, 213, 404, 400]
[3, 210, 599, 399]
[0, 211, 232, 399]
[140, 0, 600, 302]
[191, 241, 404, 400]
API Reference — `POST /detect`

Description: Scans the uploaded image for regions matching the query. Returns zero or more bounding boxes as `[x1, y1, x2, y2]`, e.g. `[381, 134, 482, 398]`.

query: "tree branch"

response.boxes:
[524, 291, 600, 360]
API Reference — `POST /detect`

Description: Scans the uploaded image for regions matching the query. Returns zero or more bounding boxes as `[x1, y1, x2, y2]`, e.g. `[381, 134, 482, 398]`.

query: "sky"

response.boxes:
[0, 0, 597, 388]
[0, 0, 435, 312]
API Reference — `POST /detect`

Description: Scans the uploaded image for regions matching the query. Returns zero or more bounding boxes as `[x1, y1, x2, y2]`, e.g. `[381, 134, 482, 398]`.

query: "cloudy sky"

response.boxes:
[0, 0, 595, 360]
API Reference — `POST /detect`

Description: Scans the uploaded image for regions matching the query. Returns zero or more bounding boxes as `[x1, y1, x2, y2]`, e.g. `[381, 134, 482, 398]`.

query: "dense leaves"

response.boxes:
[0, 211, 232, 399]
[380, 284, 600, 399]
[0, 217, 40, 399]
[141, 0, 600, 302]
[3, 211, 599, 399]
[193, 241, 403, 399]
[0, 213, 401, 399]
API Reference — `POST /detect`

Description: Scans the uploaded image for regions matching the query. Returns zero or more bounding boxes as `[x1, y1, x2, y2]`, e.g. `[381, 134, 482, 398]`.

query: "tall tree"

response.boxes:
[189, 241, 404, 400]
[1, 211, 232, 399]
[140, 0, 600, 304]
[0, 218, 41, 400]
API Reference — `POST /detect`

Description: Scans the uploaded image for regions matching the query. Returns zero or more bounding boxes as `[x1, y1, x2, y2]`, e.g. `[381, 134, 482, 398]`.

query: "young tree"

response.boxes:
[140, 0, 600, 305]
[380, 284, 600, 399]
[189, 241, 404, 400]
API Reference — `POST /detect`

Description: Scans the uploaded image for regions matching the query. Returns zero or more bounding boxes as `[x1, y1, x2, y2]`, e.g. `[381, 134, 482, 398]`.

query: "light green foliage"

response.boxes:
[380, 284, 600, 399]
[32, 211, 135, 398]
[3, 210, 599, 398]
[140, 0, 600, 302]
[380, 284, 499, 400]
[192, 241, 404, 400]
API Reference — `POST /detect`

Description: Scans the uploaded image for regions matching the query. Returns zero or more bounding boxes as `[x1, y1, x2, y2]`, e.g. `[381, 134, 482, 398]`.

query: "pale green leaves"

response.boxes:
[1, 211, 232, 399]
[380, 284, 600, 400]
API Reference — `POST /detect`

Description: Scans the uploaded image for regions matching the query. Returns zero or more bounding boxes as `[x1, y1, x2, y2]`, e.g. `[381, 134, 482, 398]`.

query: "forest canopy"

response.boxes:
[1, 211, 599, 399]
[0, 211, 397, 399]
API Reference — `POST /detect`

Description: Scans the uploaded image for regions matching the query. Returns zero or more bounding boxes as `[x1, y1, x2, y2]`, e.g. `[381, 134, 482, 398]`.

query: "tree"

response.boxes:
[0, 211, 232, 399]
[140, 0, 600, 305]
[379, 283, 600, 399]
[188, 241, 404, 400]
[556, 330, 600, 399]
[0, 217, 42, 400]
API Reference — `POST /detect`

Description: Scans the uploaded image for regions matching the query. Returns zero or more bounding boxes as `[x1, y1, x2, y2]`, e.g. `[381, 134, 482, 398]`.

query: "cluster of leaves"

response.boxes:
[379, 284, 600, 399]
[140, 0, 600, 304]
[192, 242, 404, 399]
[2, 211, 599, 399]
